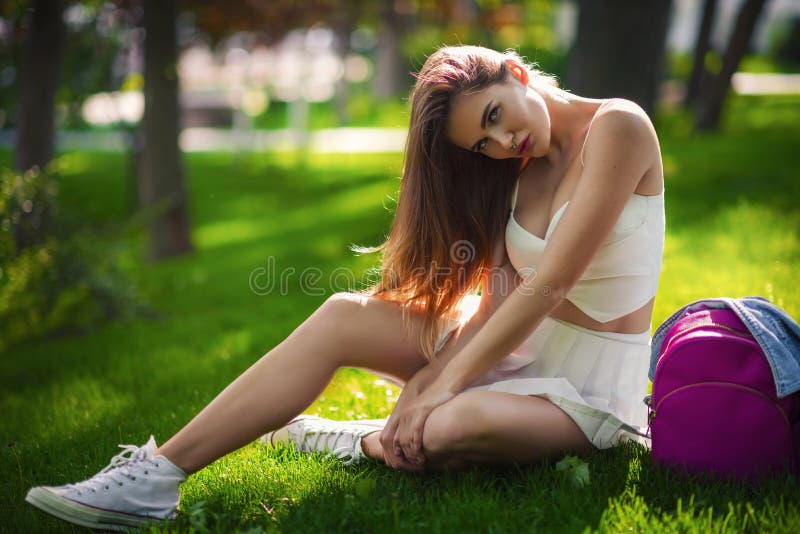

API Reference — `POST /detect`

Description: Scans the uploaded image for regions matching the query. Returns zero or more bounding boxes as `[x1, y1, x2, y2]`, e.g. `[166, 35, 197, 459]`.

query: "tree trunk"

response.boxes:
[565, 0, 672, 117]
[15, 0, 65, 172]
[684, 0, 718, 108]
[332, 8, 356, 126]
[695, 0, 770, 131]
[140, 0, 193, 260]
[12, 0, 65, 253]
[373, 0, 410, 100]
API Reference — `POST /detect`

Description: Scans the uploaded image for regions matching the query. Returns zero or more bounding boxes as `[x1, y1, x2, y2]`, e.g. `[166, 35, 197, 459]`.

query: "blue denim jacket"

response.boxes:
[649, 296, 800, 398]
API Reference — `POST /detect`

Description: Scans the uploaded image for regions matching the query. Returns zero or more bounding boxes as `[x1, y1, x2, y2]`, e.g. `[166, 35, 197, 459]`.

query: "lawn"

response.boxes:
[2, 95, 799, 533]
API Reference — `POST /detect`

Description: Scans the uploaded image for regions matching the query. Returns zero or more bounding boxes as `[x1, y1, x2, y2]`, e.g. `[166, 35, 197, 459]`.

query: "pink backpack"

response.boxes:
[648, 306, 800, 479]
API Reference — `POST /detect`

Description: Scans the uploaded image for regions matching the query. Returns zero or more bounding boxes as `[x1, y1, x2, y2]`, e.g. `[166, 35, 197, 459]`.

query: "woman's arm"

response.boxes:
[396, 104, 658, 464]
[381, 234, 518, 469]
[431, 231, 520, 372]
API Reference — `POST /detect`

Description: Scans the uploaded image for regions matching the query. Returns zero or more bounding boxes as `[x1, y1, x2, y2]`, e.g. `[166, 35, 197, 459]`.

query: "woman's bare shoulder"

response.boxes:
[585, 100, 658, 161]
[594, 98, 654, 136]
[586, 99, 662, 193]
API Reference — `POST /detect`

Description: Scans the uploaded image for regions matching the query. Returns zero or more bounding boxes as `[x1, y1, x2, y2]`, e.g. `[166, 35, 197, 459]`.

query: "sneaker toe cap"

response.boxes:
[260, 426, 292, 446]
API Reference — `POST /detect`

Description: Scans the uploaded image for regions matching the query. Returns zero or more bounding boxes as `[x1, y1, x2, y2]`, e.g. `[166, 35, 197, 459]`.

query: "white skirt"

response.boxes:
[435, 297, 651, 449]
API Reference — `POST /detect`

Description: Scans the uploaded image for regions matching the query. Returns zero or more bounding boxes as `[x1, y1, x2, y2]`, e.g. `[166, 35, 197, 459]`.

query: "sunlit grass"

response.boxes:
[655, 200, 800, 318]
[2, 94, 799, 532]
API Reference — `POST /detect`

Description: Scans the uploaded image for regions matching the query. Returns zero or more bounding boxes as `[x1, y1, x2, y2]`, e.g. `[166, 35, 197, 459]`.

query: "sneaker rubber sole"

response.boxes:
[26, 486, 162, 531]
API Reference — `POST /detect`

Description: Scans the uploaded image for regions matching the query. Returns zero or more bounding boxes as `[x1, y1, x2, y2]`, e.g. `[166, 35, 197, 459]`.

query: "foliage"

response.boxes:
[401, 0, 564, 79]
[0, 165, 58, 256]
[0, 164, 147, 351]
[0, 2, 132, 130]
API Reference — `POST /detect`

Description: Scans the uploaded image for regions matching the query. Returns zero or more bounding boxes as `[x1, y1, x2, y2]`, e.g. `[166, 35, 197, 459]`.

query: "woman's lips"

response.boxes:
[517, 135, 530, 155]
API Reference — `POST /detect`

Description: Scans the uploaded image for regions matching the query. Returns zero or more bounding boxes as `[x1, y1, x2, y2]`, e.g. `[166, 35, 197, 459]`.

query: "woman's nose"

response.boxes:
[491, 131, 515, 151]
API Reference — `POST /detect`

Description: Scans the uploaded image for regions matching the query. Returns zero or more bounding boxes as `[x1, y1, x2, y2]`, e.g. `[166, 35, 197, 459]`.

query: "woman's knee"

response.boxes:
[422, 392, 486, 459]
[313, 292, 399, 362]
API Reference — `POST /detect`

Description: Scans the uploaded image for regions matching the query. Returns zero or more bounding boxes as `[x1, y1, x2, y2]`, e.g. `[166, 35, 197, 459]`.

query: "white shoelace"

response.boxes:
[67, 443, 159, 495]
[289, 422, 362, 466]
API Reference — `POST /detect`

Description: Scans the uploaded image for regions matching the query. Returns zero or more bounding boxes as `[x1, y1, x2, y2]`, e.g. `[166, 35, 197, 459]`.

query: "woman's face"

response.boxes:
[446, 75, 551, 160]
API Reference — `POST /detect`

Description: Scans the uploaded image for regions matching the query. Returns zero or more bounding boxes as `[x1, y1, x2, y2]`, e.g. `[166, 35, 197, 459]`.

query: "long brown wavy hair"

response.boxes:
[354, 45, 557, 360]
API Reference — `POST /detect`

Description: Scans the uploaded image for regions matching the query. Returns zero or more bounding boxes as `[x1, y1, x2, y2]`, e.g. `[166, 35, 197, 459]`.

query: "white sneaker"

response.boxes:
[261, 416, 386, 465]
[26, 436, 187, 531]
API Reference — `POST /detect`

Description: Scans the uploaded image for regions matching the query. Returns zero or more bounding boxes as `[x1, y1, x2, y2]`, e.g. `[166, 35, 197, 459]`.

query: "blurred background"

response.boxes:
[0, 0, 799, 350]
[2, 1, 799, 156]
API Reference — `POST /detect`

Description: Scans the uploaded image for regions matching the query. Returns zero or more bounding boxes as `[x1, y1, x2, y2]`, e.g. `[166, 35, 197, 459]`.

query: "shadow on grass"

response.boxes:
[601, 444, 800, 531]
[178, 450, 630, 533]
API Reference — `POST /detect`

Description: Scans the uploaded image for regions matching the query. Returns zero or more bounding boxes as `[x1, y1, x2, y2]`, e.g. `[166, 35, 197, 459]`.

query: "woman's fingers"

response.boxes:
[411, 424, 426, 465]
[380, 419, 402, 459]
[384, 439, 421, 471]
[379, 420, 396, 451]
[397, 413, 425, 466]
[380, 418, 423, 471]
[388, 453, 423, 472]
[382, 440, 405, 469]
[408, 423, 425, 465]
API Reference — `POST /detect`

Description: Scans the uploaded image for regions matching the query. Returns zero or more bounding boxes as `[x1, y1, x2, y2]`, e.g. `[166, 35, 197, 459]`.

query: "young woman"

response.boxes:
[26, 45, 664, 530]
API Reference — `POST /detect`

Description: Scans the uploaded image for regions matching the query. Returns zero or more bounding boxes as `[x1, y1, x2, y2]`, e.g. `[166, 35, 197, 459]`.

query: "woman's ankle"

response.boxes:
[360, 432, 384, 462]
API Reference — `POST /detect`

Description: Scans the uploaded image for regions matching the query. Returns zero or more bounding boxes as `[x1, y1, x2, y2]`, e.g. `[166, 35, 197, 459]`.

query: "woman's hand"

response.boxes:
[393, 381, 456, 466]
[380, 367, 433, 471]
[380, 416, 420, 471]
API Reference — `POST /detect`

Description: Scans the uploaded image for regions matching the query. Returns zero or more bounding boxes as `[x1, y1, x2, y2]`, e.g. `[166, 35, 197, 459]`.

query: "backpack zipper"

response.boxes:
[650, 381, 790, 427]
[653, 323, 756, 387]
[661, 321, 752, 355]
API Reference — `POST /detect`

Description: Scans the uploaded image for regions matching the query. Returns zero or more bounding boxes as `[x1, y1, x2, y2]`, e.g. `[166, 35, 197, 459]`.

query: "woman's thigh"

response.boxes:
[315, 292, 431, 385]
[422, 390, 594, 467]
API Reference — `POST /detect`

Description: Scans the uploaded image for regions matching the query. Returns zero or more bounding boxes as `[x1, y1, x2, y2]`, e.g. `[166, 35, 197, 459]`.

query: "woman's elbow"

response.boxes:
[518, 274, 569, 310]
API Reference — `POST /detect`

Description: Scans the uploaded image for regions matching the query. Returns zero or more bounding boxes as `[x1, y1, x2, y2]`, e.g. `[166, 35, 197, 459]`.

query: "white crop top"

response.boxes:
[505, 179, 665, 323]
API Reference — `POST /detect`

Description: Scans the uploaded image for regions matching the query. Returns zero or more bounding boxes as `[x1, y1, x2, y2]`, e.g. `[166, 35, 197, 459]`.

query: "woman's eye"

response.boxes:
[488, 106, 499, 122]
[476, 138, 487, 152]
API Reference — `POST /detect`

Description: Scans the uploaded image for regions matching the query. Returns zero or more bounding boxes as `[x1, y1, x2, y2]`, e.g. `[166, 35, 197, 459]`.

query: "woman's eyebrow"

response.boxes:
[469, 100, 494, 150]
[480, 100, 493, 129]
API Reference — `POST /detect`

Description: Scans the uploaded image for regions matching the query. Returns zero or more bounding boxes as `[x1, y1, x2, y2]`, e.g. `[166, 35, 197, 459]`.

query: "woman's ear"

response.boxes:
[505, 59, 530, 85]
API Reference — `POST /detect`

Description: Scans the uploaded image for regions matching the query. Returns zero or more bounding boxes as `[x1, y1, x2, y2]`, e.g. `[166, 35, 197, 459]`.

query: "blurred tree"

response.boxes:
[374, 0, 415, 99]
[695, 0, 770, 131]
[140, 0, 192, 260]
[12, 0, 65, 254]
[14, 0, 66, 174]
[331, 1, 363, 124]
[565, 0, 672, 117]
[1, 2, 138, 130]
[186, 0, 275, 45]
[775, 17, 800, 65]
[684, 0, 718, 108]
[187, 0, 343, 45]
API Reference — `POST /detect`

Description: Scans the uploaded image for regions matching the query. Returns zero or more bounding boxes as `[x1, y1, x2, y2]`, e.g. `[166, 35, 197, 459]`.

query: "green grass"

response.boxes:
[2, 94, 800, 532]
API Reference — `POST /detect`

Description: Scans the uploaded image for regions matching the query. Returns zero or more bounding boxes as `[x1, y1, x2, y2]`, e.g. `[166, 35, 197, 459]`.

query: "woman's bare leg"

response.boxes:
[361, 390, 594, 470]
[362, 391, 594, 469]
[422, 391, 595, 465]
[156, 292, 429, 474]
